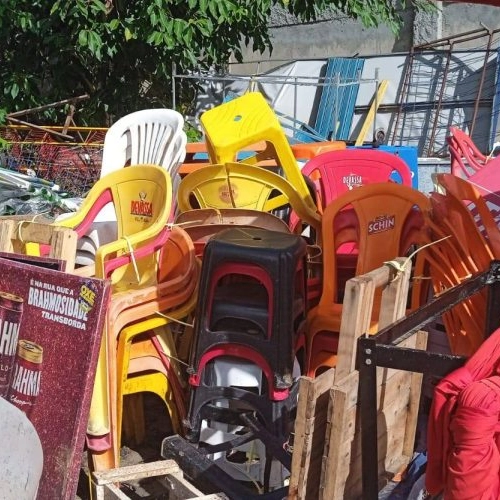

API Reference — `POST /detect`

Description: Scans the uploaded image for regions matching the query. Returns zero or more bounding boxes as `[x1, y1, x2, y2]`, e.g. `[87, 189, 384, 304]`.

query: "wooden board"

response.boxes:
[92, 460, 228, 500]
[288, 259, 428, 499]
[0, 219, 77, 272]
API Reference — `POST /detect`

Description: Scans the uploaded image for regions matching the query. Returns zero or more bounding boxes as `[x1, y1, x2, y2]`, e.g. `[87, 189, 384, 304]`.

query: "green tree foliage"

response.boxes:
[0, 0, 432, 125]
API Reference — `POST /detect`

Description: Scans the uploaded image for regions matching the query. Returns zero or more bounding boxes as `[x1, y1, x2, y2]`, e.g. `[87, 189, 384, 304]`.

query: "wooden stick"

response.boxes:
[7, 94, 89, 118]
[6, 117, 74, 141]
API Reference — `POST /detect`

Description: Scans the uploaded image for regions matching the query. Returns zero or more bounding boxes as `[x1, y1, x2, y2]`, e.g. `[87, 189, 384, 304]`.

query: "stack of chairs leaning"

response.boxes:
[4, 93, 500, 496]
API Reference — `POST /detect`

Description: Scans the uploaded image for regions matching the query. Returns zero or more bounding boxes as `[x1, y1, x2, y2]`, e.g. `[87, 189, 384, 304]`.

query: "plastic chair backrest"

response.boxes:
[56, 164, 172, 288]
[433, 173, 500, 258]
[200, 92, 318, 214]
[421, 200, 489, 355]
[447, 126, 488, 179]
[99, 109, 186, 219]
[175, 208, 291, 233]
[319, 183, 430, 307]
[177, 162, 321, 234]
[301, 148, 412, 209]
[428, 191, 494, 273]
[101, 109, 187, 176]
[289, 149, 413, 231]
[175, 208, 291, 257]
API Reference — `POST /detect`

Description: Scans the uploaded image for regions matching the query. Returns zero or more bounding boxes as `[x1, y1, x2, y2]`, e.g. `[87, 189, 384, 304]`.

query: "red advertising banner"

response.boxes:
[0, 256, 111, 499]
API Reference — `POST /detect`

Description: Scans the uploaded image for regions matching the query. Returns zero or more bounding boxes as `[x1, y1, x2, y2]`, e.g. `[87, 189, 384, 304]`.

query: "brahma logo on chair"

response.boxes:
[368, 214, 395, 235]
[342, 173, 363, 190]
[130, 191, 153, 217]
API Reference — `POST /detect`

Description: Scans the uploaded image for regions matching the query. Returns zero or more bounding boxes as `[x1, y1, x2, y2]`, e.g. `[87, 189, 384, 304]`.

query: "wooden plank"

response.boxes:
[0, 219, 77, 271]
[354, 80, 389, 146]
[331, 401, 411, 499]
[290, 260, 420, 500]
[320, 376, 353, 499]
[159, 473, 230, 500]
[92, 460, 181, 485]
[334, 275, 375, 381]
[378, 263, 412, 329]
[96, 482, 129, 500]
[320, 261, 418, 499]
[402, 329, 428, 456]
[288, 368, 336, 500]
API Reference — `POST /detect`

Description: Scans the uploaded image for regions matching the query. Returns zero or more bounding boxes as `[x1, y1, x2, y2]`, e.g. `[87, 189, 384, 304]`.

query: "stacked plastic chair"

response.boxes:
[305, 182, 431, 377]
[185, 226, 308, 490]
[447, 126, 500, 179]
[175, 208, 292, 258]
[74, 108, 187, 266]
[421, 185, 496, 356]
[199, 91, 320, 223]
[33, 165, 199, 470]
[288, 148, 413, 231]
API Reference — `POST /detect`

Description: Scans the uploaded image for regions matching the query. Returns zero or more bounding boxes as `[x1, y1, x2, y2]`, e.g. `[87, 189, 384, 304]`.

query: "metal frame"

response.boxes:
[357, 260, 500, 499]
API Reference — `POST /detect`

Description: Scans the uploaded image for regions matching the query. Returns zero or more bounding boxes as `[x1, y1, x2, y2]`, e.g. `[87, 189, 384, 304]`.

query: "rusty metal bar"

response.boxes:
[427, 42, 454, 156]
[470, 25, 495, 136]
[391, 47, 415, 145]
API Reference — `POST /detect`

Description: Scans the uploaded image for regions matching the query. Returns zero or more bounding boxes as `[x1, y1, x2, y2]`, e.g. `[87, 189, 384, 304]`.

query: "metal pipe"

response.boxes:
[470, 25, 495, 136]
[428, 41, 455, 156]
[391, 47, 414, 145]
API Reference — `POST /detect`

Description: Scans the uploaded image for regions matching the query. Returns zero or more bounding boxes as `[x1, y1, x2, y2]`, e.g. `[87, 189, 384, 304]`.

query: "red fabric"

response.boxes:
[447, 377, 500, 499]
[426, 327, 500, 496]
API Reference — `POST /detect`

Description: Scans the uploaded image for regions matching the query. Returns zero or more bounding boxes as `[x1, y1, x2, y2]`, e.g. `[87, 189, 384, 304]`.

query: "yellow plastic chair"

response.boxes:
[99, 226, 199, 468]
[55, 164, 173, 289]
[116, 293, 198, 452]
[177, 162, 321, 235]
[49, 165, 174, 470]
[200, 92, 318, 214]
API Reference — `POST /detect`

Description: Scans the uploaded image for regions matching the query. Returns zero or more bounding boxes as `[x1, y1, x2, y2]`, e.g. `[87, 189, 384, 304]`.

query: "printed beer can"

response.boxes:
[0, 292, 24, 397]
[8, 340, 43, 417]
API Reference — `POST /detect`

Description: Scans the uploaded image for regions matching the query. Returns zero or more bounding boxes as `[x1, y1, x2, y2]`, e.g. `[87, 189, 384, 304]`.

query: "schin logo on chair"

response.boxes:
[130, 191, 153, 217]
[368, 214, 395, 235]
[342, 173, 363, 190]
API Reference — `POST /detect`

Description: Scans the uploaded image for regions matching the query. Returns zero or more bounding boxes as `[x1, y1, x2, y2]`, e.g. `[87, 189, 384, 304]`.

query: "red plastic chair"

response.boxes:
[447, 126, 500, 179]
[289, 149, 413, 232]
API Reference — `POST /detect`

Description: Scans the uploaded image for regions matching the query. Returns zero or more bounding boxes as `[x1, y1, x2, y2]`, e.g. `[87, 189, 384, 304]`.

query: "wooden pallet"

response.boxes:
[288, 259, 428, 499]
[91, 460, 228, 500]
[0, 218, 78, 271]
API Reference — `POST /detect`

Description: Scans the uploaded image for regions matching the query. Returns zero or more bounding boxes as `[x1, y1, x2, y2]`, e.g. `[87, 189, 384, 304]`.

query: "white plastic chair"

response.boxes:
[198, 356, 299, 488]
[68, 109, 187, 265]
[100, 108, 187, 181]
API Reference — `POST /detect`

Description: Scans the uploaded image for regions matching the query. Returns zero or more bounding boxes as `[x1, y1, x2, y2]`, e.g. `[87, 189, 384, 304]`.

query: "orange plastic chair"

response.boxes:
[427, 191, 494, 273]
[433, 173, 500, 257]
[176, 162, 321, 235]
[175, 208, 291, 257]
[290, 140, 346, 161]
[100, 226, 199, 468]
[420, 230, 486, 356]
[305, 183, 431, 377]
[447, 126, 500, 179]
[421, 192, 494, 355]
[199, 92, 318, 215]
